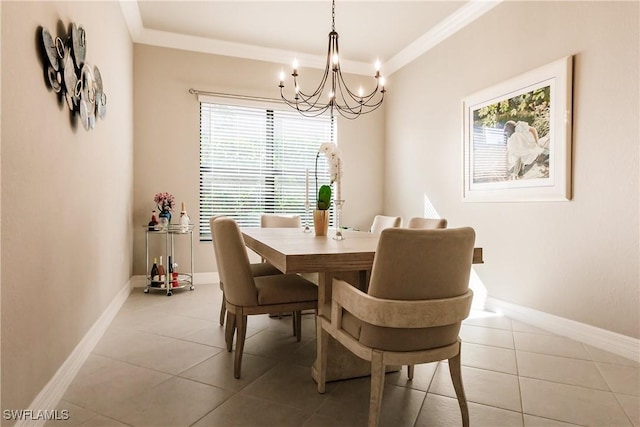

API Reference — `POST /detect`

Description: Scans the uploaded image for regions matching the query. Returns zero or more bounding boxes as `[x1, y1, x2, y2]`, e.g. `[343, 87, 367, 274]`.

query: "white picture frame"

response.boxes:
[463, 56, 573, 202]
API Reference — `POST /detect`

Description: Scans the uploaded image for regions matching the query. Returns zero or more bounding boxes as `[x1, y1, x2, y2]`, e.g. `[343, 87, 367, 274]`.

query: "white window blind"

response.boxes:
[199, 101, 336, 239]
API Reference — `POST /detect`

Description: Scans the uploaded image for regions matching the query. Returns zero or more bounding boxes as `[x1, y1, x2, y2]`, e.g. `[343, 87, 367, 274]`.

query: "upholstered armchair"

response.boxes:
[210, 215, 282, 326]
[260, 213, 301, 228]
[317, 227, 476, 427]
[212, 217, 318, 379]
[406, 216, 447, 229]
[369, 215, 402, 233]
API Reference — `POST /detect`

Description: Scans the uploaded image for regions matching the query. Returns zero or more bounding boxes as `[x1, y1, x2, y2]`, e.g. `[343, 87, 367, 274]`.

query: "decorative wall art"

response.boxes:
[462, 56, 573, 202]
[40, 22, 107, 131]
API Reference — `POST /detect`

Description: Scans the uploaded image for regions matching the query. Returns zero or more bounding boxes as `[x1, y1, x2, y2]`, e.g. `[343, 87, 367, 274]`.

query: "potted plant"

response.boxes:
[314, 184, 332, 236]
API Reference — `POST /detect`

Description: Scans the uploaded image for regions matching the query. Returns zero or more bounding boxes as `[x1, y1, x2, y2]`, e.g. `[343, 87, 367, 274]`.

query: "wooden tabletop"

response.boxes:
[241, 228, 483, 274]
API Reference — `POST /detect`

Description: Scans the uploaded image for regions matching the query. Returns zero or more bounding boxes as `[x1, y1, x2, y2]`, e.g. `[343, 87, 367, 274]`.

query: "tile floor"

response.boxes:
[48, 283, 639, 427]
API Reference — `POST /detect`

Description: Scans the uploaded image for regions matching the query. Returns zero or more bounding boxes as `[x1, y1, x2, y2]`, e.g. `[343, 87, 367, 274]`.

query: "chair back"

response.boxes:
[211, 218, 258, 306]
[407, 217, 447, 229]
[261, 214, 301, 228]
[209, 214, 225, 244]
[370, 215, 402, 233]
[360, 227, 475, 351]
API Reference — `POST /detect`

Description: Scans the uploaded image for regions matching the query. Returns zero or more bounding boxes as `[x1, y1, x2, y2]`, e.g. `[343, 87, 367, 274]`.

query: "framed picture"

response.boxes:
[463, 56, 573, 202]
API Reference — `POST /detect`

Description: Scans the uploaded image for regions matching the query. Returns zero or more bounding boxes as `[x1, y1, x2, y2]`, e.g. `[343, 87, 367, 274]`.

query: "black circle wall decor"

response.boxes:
[40, 22, 107, 131]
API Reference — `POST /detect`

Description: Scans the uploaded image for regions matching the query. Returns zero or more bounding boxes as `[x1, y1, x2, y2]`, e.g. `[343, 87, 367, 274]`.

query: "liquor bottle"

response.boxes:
[150, 257, 159, 285]
[172, 262, 179, 287]
[158, 256, 166, 286]
[148, 210, 158, 231]
[179, 202, 190, 232]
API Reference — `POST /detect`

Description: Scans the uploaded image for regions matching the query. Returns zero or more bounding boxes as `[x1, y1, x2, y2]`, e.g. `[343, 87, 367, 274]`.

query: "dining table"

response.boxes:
[241, 227, 484, 383]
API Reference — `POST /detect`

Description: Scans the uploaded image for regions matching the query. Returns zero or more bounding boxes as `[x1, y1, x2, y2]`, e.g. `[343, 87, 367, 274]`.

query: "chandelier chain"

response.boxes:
[332, 0, 335, 32]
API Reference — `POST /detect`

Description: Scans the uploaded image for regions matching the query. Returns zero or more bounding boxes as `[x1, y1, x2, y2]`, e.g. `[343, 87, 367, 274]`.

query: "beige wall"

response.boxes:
[133, 45, 384, 275]
[385, 1, 639, 338]
[1, 1, 133, 412]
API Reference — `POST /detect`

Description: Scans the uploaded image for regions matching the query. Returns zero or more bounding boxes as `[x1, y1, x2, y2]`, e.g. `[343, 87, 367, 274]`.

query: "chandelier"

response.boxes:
[278, 0, 386, 119]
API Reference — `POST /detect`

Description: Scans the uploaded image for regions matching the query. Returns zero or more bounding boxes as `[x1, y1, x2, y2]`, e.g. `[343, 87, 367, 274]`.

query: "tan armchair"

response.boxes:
[317, 227, 476, 427]
[212, 217, 318, 379]
[369, 215, 402, 233]
[210, 216, 282, 326]
[260, 213, 301, 228]
[407, 216, 447, 229]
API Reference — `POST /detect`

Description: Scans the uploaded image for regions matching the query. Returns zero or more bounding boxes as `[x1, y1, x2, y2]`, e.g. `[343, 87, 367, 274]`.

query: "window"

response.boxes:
[199, 99, 336, 239]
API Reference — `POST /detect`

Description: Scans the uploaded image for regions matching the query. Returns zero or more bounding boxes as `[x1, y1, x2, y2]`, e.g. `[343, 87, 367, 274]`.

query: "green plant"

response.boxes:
[317, 184, 332, 210]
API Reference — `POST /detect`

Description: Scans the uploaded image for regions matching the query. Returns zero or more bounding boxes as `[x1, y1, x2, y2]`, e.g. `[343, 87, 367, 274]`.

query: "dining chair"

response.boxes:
[260, 213, 301, 228]
[406, 217, 447, 229]
[212, 217, 318, 378]
[317, 227, 476, 427]
[210, 216, 282, 326]
[260, 214, 304, 331]
[405, 216, 448, 378]
[369, 215, 402, 233]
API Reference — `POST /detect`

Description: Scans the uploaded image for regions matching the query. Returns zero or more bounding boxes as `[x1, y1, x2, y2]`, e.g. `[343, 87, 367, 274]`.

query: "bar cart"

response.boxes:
[143, 224, 195, 296]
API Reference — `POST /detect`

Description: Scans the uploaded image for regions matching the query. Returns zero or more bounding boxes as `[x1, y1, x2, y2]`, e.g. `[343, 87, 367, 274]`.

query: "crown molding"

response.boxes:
[385, 0, 502, 75]
[119, 0, 501, 77]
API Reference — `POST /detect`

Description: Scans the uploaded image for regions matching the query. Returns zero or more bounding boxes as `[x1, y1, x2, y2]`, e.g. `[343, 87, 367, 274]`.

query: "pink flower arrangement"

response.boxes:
[154, 192, 175, 212]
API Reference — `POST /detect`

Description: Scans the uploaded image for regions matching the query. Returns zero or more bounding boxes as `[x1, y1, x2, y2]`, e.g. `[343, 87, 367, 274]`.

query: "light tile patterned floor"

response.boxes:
[47, 283, 639, 427]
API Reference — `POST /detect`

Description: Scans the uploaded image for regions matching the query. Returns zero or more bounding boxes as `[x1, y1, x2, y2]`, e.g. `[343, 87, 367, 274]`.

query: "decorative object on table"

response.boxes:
[148, 210, 158, 231]
[39, 22, 107, 131]
[278, 0, 385, 119]
[304, 169, 311, 233]
[154, 192, 175, 226]
[179, 202, 190, 232]
[462, 56, 573, 202]
[315, 142, 345, 239]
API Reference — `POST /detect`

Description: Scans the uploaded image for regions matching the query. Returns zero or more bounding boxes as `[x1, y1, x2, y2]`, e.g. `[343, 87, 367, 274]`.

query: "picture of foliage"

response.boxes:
[470, 85, 552, 184]
[474, 86, 550, 138]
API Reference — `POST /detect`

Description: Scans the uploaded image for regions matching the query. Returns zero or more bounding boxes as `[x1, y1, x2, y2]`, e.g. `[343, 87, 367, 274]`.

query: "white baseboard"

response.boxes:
[485, 296, 639, 362]
[131, 272, 219, 288]
[17, 280, 132, 427]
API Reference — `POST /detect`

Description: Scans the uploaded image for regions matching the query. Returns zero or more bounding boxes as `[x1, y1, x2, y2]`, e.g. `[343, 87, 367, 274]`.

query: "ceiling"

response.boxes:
[119, 1, 501, 76]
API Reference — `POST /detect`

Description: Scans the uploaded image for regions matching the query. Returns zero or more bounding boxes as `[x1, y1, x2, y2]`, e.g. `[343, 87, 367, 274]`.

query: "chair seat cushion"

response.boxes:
[341, 310, 461, 352]
[250, 262, 282, 277]
[255, 274, 318, 306]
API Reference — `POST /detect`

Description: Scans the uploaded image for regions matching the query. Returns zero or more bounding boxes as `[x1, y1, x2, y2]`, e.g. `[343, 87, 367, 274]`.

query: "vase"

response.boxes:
[158, 209, 171, 225]
[313, 209, 330, 236]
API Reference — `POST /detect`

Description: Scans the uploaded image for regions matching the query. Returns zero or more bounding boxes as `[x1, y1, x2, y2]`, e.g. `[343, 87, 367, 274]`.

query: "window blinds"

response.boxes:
[199, 102, 335, 239]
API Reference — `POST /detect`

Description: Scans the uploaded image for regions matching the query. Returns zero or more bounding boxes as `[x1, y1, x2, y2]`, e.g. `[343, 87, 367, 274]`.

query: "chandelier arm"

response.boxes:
[280, 88, 332, 116]
[334, 78, 363, 116]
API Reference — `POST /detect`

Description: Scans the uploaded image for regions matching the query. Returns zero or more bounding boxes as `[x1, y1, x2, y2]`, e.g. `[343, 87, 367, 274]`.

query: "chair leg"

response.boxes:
[368, 350, 385, 427]
[233, 314, 248, 379]
[407, 365, 414, 380]
[225, 312, 236, 352]
[294, 311, 302, 342]
[219, 298, 226, 326]
[449, 349, 469, 427]
[292, 311, 297, 337]
[317, 320, 328, 394]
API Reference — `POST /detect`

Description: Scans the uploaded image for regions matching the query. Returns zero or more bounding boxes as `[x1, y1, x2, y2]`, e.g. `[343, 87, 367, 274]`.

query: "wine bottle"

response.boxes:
[172, 262, 179, 287]
[150, 257, 159, 285]
[148, 210, 158, 231]
[158, 256, 166, 285]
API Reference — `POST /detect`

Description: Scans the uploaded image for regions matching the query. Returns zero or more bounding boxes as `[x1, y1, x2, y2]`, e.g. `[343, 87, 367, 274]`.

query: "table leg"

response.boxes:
[312, 271, 395, 383]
